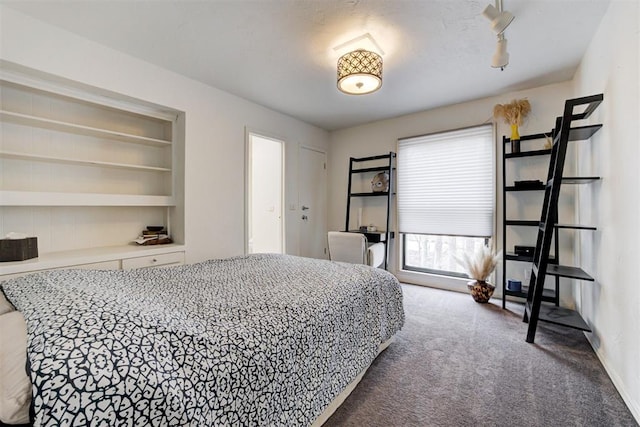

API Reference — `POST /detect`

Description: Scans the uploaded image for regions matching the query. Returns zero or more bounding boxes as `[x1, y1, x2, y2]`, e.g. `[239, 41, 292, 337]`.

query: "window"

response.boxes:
[403, 234, 488, 277]
[397, 125, 494, 277]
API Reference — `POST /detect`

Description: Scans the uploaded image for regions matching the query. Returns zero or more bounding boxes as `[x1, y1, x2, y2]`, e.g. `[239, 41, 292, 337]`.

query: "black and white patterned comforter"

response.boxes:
[2, 254, 404, 426]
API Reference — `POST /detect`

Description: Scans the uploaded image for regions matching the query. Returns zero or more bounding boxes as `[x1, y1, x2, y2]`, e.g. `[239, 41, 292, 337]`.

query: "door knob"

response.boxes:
[301, 205, 310, 211]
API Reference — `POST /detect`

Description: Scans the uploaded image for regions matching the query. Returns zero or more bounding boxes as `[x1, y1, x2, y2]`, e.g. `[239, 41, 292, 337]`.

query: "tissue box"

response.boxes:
[0, 237, 38, 262]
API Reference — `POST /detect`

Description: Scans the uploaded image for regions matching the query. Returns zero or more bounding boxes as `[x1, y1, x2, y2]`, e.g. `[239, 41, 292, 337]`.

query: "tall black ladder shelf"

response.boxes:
[344, 152, 396, 270]
[502, 132, 560, 309]
[524, 94, 603, 343]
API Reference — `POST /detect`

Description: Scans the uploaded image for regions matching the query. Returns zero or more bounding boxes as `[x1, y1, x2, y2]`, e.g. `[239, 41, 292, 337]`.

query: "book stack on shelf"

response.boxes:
[134, 226, 172, 245]
[513, 179, 543, 189]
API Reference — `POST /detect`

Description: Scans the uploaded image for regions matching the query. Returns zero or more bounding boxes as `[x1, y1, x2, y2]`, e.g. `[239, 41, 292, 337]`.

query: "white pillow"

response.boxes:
[0, 291, 15, 316]
[0, 311, 31, 425]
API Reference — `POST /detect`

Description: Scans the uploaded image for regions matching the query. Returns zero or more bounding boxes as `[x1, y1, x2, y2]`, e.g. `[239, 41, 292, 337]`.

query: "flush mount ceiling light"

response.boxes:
[337, 49, 383, 95]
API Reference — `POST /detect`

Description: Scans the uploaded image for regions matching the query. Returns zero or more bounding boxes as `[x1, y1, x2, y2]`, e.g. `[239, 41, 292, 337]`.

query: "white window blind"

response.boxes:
[397, 124, 494, 237]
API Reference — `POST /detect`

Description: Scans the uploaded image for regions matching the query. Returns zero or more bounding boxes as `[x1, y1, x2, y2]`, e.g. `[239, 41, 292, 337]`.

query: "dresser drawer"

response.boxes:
[1, 260, 121, 280]
[75, 260, 121, 270]
[122, 251, 185, 270]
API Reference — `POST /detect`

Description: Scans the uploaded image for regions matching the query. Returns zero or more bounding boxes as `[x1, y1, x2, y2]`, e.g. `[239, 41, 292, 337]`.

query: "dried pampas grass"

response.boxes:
[493, 99, 531, 126]
[457, 244, 501, 282]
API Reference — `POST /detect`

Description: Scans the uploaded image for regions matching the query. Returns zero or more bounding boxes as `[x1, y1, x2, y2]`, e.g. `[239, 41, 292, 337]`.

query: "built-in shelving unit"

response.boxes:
[0, 151, 172, 172]
[0, 191, 175, 207]
[0, 110, 173, 147]
[0, 61, 185, 274]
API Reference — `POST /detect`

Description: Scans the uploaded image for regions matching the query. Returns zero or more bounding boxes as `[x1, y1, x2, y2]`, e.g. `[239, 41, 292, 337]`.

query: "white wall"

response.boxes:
[572, 1, 640, 421]
[329, 82, 574, 295]
[0, 6, 330, 263]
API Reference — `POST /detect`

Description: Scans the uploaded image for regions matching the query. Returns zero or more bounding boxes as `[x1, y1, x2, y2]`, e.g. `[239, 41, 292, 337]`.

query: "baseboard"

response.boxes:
[584, 332, 640, 424]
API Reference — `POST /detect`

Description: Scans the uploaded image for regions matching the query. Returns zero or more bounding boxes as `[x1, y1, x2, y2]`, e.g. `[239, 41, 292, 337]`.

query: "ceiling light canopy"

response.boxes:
[337, 49, 383, 95]
[482, 3, 514, 34]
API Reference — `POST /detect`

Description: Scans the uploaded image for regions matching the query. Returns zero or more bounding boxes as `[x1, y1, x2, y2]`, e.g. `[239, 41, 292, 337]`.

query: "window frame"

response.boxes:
[401, 233, 490, 278]
[394, 123, 497, 289]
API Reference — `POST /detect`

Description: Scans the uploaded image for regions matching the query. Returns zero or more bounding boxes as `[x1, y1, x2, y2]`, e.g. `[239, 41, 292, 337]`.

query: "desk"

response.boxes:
[348, 230, 394, 243]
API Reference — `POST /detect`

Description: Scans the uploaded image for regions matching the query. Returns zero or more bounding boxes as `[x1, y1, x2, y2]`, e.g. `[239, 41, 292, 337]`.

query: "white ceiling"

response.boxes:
[3, 0, 610, 131]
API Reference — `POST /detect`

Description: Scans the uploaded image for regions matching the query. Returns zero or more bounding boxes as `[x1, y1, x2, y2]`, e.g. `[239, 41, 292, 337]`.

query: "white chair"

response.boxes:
[327, 231, 385, 268]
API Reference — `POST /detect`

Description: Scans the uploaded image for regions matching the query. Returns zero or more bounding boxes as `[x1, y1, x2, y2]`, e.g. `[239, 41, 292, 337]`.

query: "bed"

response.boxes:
[0, 253, 404, 426]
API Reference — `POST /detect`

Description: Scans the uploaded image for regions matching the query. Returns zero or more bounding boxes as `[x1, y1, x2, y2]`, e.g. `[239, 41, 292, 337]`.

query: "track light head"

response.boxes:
[491, 35, 509, 70]
[483, 3, 515, 34]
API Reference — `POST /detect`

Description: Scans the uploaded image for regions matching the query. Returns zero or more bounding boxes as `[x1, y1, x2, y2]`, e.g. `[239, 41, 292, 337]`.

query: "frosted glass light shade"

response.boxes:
[337, 49, 382, 95]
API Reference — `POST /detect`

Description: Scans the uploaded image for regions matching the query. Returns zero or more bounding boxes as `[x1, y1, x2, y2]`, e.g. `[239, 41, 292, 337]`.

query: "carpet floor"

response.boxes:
[325, 284, 638, 427]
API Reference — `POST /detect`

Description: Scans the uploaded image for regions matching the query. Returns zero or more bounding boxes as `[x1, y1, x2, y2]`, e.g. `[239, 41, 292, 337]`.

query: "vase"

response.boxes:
[510, 124, 520, 153]
[467, 280, 495, 303]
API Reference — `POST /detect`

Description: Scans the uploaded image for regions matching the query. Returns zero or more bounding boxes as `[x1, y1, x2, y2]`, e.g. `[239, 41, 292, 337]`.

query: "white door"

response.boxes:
[247, 133, 284, 254]
[299, 146, 327, 259]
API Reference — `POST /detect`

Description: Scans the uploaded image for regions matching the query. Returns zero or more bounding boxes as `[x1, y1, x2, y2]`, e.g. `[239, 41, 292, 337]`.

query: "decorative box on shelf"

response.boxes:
[507, 279, 522, 292]
[514, 245, 535, 256]
[0, 237, 38, 262]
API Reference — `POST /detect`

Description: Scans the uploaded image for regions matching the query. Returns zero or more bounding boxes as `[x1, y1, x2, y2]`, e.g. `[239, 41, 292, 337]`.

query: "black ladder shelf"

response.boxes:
[344, 152, 396, 269]
[502, 132, 560, 308]
[524, 94, 603, 343]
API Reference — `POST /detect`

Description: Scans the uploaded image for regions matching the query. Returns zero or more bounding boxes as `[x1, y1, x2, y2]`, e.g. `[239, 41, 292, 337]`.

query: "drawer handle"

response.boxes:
[152, 258, 158, 263]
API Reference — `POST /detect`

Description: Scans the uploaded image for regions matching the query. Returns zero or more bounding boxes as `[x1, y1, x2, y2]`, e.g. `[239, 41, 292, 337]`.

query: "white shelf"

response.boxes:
[0, 69, 179, 122]
[0, 151, 171, 172]
[0, 63, 184, 267]
[0, 244, 186, 276]
[0, 110, 172, 147]
[0, 191, 175, 206]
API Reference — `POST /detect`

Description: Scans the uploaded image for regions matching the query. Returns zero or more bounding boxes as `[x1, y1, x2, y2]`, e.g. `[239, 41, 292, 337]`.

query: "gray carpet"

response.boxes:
[325, 284, 638, 427]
